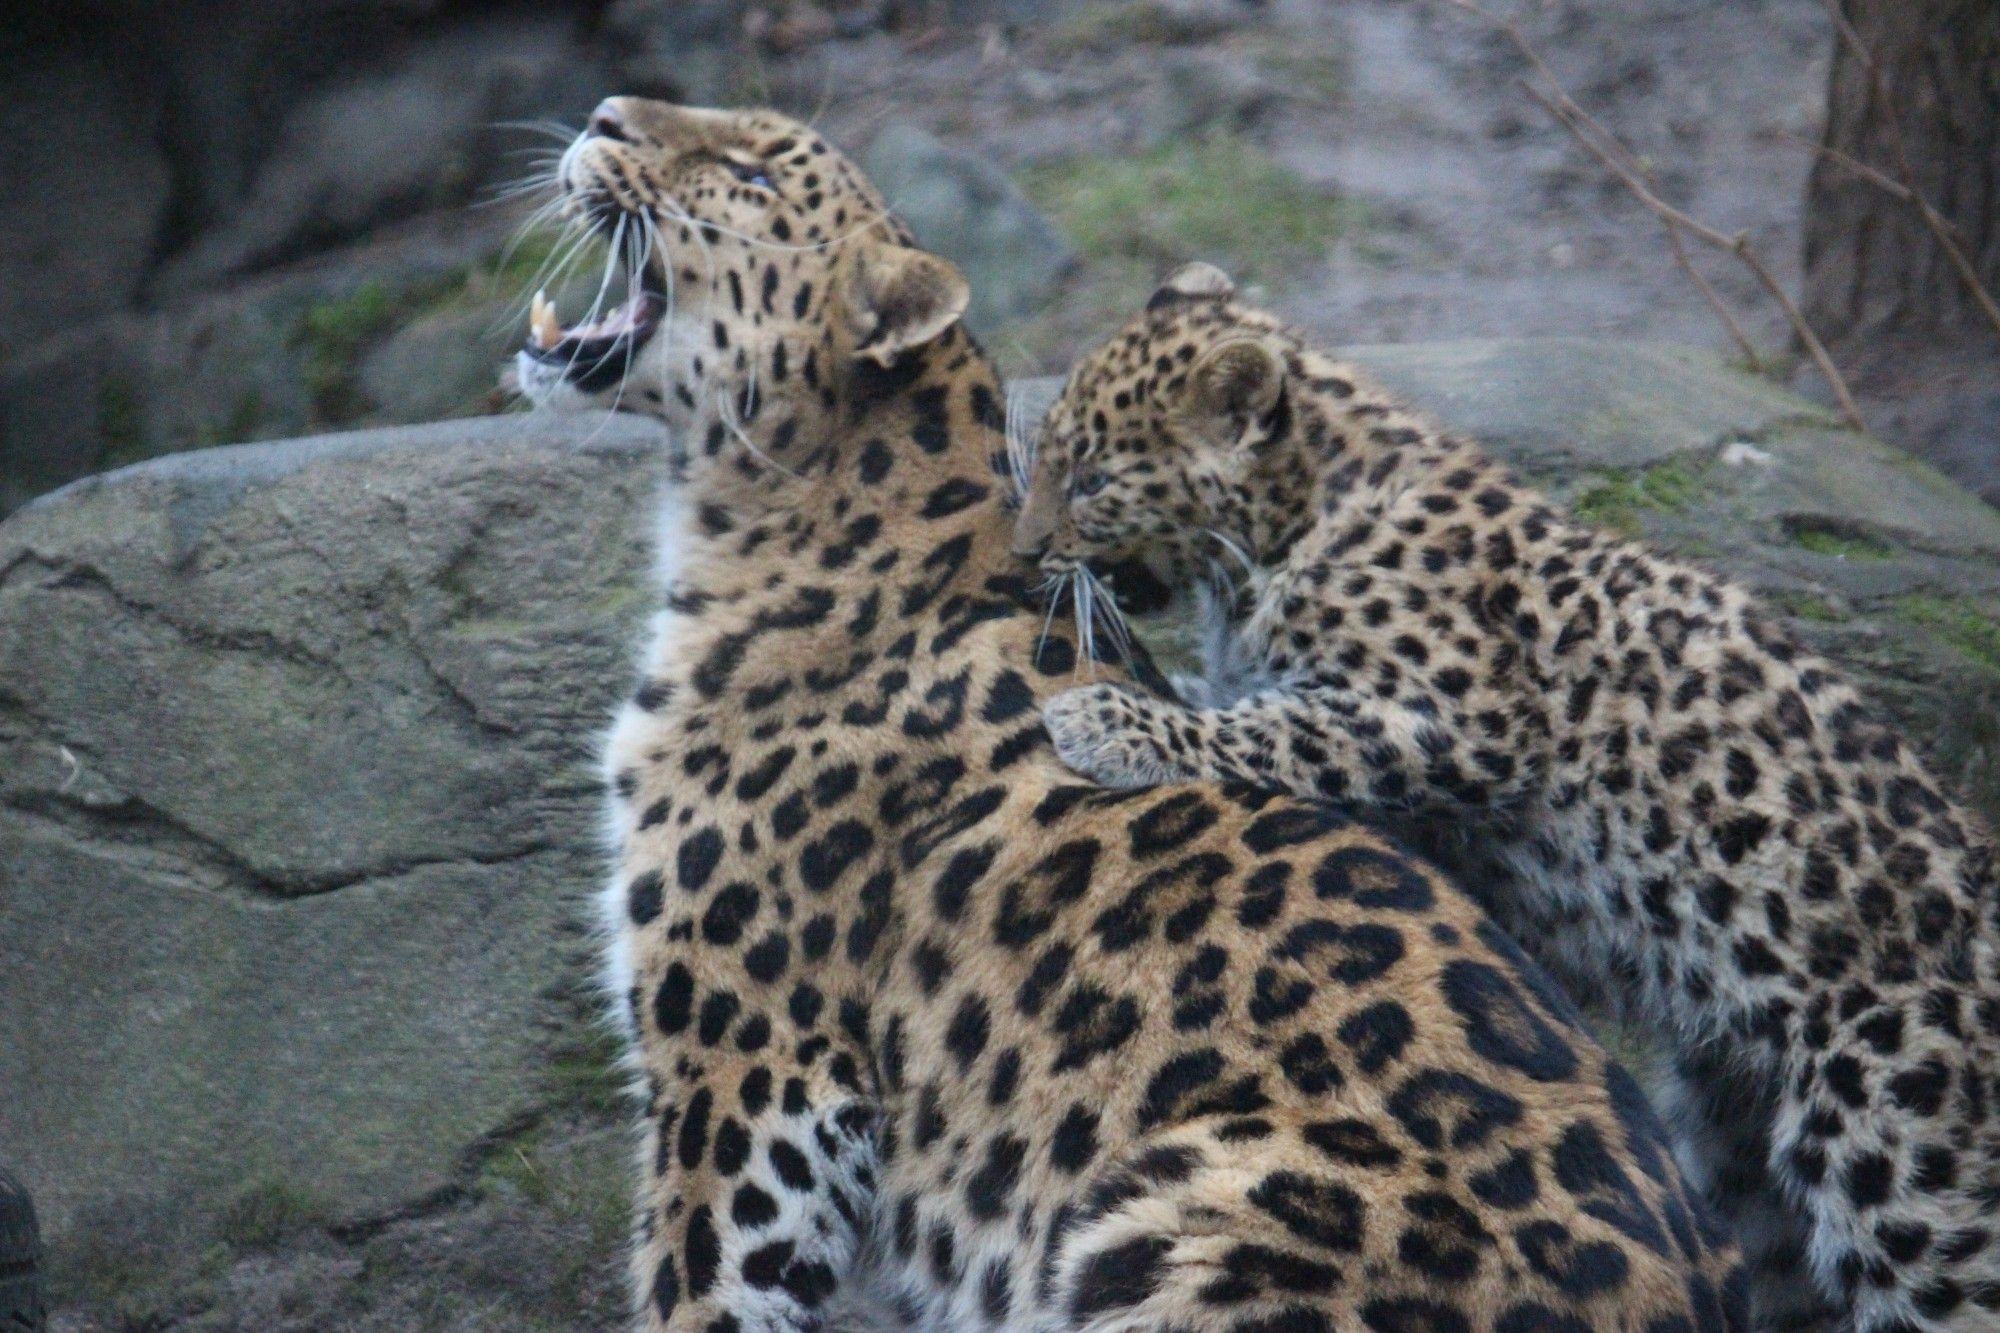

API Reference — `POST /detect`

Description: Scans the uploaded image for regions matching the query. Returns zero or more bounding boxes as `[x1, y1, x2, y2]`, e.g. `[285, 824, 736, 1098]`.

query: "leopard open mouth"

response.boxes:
[521, 261, 668, 391]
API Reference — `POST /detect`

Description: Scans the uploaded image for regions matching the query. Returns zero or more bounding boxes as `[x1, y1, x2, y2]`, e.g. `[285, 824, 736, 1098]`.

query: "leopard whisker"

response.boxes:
[1073, 573, 1099, 677]
[1202, 527, 1257, 579]
[1002, 381, 1038, 500]
[1035, 570, 1070, 672]
[494, 118, 583, 143]
[1080, 564, 1134, 658]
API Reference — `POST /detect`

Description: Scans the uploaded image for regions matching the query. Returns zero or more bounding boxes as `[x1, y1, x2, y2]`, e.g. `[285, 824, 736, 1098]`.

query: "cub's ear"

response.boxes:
[1184, 337, 1285, 446]
[847, 243, 970, 365]
[1147, 261, 1236, 311]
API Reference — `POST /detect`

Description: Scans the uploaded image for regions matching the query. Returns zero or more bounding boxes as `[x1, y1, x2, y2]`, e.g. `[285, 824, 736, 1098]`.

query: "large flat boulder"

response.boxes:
[0, 414, 665, 1309]
[5, 340, 1998, 1326]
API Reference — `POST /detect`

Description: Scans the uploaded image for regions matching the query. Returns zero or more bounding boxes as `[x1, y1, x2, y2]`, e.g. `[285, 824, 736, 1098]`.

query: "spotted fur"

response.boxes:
[1019, 265, 2000, 1333]
[517, 105, 1745, 1332]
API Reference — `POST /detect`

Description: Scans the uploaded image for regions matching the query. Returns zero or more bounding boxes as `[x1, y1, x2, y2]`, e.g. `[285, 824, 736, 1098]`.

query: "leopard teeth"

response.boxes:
[530, 290, 562, 350]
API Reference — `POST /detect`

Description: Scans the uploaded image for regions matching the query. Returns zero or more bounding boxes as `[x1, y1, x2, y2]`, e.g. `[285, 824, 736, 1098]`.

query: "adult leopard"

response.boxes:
[1014, 265, 2000, 1333]
[514, 100, 1746, 1333]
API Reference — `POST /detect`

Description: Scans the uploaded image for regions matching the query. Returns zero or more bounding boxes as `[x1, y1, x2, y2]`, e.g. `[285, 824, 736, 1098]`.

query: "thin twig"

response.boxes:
[1443, 0, 1866, 429]
[1798, 4, 2000, 344]
[1518, 81, 1867, 430]
[1782, 128, 1912, 202]
[1661, 215, 1762, 369]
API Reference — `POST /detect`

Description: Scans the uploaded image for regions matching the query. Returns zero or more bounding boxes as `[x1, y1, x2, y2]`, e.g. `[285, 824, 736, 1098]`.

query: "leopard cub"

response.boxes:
[1016, 262, 2000, 1333]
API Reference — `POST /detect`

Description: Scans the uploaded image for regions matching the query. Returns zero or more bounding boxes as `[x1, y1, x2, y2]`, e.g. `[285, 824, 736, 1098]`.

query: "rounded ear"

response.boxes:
[1147, 261, 1236, 311]
[847, 244, 970, 365]
[1185, 338, 1285, 445]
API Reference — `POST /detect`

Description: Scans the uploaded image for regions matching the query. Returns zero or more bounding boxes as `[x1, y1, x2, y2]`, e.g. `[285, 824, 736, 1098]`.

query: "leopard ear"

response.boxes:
[1147, 261, 1236, 311]
[1185, 337, 1285, 448]
[846, 243, 970, 366]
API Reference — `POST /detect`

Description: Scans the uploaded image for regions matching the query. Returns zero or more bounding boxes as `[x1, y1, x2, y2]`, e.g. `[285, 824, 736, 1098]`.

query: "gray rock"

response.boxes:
[358, 302, 517, 425]
[9, 341, 2000, 1326]
[0, 218, 571, 517]
[862, 124, 1076, 335]
[0, 55, 170, 363]
[148, 18, 609, 298]
[602, 0, 748, 106]
[0, 412, 665, 1273]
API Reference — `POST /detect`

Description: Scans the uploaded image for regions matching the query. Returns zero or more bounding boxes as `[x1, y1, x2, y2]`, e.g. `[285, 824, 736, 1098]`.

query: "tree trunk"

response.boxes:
[1801, 0, 2000, 348]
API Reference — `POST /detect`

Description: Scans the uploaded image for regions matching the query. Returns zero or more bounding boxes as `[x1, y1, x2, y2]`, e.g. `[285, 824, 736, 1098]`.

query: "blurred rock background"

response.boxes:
[4, 0, 1998, 1328]
[4, 0, 1992, 517]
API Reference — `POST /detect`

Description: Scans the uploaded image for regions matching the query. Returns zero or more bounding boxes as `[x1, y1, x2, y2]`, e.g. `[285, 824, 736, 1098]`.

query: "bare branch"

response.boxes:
[1781, 128, 1912, 202]
[1442, 0, 1865, 428]
[1517, 82, 1866, 430]
[1661, 216, 1762, 370]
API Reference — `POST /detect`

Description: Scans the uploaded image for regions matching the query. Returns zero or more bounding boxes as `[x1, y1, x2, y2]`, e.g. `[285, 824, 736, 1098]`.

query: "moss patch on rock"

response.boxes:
[1785, 516, 1896, 561]
[1896, 595, 2000, 676]
[1570, 454, 1714, 537]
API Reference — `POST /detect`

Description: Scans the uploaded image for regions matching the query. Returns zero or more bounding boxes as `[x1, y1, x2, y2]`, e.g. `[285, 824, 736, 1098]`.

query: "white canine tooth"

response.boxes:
[530, 290, 562, 350]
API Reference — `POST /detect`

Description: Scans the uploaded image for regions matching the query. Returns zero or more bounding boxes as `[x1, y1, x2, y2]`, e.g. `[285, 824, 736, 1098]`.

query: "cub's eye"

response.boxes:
[1073, 469, 1110, 499]
[726, 159, 774, 190]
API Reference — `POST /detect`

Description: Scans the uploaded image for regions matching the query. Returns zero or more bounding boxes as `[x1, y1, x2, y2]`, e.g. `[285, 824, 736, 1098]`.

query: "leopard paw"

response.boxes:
[1043, 685, 1190, 788]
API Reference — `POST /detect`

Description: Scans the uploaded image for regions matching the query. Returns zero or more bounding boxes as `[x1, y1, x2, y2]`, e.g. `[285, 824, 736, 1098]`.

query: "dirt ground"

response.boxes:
[809, 0, 1833, 364]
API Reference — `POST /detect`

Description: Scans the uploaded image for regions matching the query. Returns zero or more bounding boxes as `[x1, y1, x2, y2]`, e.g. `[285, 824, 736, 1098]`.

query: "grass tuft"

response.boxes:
[216, 1176, 324, 1251]
[1018, 133, 1354, 275]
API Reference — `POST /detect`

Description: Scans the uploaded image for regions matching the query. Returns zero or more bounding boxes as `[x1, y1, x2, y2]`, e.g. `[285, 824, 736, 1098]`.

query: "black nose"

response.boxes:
[586, 101, 627, 142]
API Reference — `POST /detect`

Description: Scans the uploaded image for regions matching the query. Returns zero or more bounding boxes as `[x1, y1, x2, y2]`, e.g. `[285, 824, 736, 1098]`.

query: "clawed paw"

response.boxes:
[1043, 685, 1188, 788]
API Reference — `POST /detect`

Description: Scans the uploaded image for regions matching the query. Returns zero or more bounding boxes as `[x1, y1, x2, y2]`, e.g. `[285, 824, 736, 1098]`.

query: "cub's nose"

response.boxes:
[1010, 526, 1050, 561]
[586, 100, 628, 142]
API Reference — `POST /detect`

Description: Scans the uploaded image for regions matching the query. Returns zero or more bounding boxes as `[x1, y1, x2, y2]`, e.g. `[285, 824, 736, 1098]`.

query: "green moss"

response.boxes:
[1571, 455, 1712, 537]
[481, 1130, 556, 1206]
[297, 280, 408, 422]
[547, 1023, 631, 1118]
[1018, 133, 1356, 274]
[1772, 590, 1847, 624]
[1787, 519, 1895, 561]
[217, 1175, 325, 1250]
[1896, 595, 2000, 675]
[97, 372, 146, 469]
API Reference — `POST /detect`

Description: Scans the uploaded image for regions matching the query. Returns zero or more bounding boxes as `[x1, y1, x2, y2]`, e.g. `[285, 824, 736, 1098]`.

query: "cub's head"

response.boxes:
[515, 100, 970, 482]
[1013, 263, 1303, 593]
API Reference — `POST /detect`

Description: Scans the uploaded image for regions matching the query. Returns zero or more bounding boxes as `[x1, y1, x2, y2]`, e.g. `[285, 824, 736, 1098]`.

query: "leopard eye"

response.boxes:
[1073, 469, 1110, 499]
[725, 159, 774, 190]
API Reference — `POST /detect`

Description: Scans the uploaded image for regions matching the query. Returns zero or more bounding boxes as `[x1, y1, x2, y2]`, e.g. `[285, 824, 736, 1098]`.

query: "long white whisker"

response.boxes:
[1036, 572, 1069, 670]
[1082, 566, 1133, 655]
[494, 118, 583, 141]
[1002, 382, 1037, 499]
[1202, 528, 1257, 578]
[1073, 574, 1097, 677]
[598, 222, 648, 420]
